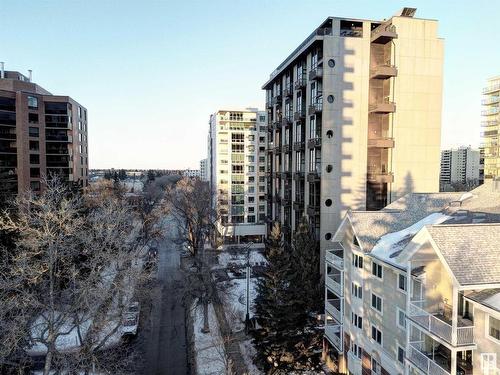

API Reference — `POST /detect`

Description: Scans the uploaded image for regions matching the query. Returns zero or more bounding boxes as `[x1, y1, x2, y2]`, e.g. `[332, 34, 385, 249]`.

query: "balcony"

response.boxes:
[281, 196, 291, 207]
[368, 137, 395, 148]
[482, 96, 500, 105]
[326, 272, 343, 296]
[274, 145, 282, 153]
[294, 78, 307, 90]
[293, 198, 304, 211]
[325, 298, 343, 323]
[371, 23, 397, 44]
[282, 144, 291, 153]
[307, 204, 320, 216]
[293, 141, 304, 151]
[370, 64, 397, 80]
[326, 243, 344, 270]
[309, 66, 323, 81]
[46, 135, 73, 142]
[0, 130, 16, 140]
[272, 120, 282, 130]
[282, 116, 293, 128]
[293, 171, 304, 180]
[266, 100, 273, 109]
[307, 171, 320, 182]
[483, 83, 500, 94]
[369, 100, 396, 113]
[307, 137, 322, 149]
[281, 171, 292, 179]
[271, 94, 282, 106]
[367, 171, 394, 184]
[283, 84, 293, 98]
[293, 108, 306, 121]
[482, 107, 500, 116]
[408, 301, 475, 346]
[347, 351, 362, 375]
[325, 324, 342, 352]
[309, 101, 323, 115]
[408, 343, 450, 375]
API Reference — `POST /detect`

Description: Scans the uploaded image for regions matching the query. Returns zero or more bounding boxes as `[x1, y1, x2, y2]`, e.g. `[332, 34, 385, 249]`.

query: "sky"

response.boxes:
[1, 0, 499, 169]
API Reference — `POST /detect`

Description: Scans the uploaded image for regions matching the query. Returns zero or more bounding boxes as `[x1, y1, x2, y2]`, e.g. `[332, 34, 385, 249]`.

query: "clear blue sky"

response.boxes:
[2, 0, 499, 169]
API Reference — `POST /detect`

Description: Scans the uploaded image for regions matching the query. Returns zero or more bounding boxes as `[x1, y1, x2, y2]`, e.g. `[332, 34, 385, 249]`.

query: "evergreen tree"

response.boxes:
[253, 223, 303, 372]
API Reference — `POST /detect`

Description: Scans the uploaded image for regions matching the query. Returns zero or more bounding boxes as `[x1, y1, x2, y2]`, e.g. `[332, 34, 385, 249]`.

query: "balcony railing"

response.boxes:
[307, 137, 322, 149]
[369, 100, 396, 113]
[293, 141, 305, 151]
[326, 273, 343, 296]
[326, 247, 344, 270]
[368, 137, 395, 148]
[293, 108, 306, 121]
[46, 135, 73, 142]
[367, 171, 394, 184]
[307, 204, 320, 217]
[409, 301, 475, 346]
[326, 298, 343, 323]
[283, 84, 293, 98]
[370, 64, 397, 80]
[325, 324, 342, 352]
[408, 343, 450, 375]
[293, 170, 304, 180]
[371, 23, 397, 44]
[309, 66, 323, 81]
[482, 96, 500, 105]
[309, 101, 323, 115]
[483, 83, 500, 94]
[294, 78, 307, 90]
[307, 171, 321, 182]
[482, 107, 500, 116]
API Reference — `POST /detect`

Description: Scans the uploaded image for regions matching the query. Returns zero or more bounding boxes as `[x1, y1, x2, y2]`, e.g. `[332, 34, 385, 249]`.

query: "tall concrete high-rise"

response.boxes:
[263, 8, 443, 262]
[208, 109, 268, 244]
[481, 76, 500, 180]
[0, 65, 89, 193]
[439, 146, 481, 191]
[200, 158, 208, 181]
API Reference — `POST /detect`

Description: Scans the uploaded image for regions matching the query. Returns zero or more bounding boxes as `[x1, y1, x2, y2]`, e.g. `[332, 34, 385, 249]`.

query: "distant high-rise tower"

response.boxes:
[200, 158, 208, 181]
[0, 65, 89, 194]
[481, 76, 500, 180]
[439, 146, 481, 191]
[208, 109, 268, 244]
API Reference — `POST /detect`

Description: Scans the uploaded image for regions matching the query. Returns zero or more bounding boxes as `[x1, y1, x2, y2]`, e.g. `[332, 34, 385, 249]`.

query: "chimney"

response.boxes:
[28, 69, 32, 82]
[0, 62, 4, 79]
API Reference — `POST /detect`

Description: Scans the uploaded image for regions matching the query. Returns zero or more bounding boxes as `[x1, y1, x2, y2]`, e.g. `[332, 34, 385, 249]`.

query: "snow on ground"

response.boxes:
[239, 339, 263, 375]
[192, 303, 227, 375]
[371, 212, 451, 267]
[122, 179, 144, 192]
[222, 277, 258, 332]
[217, 249, 266, 268]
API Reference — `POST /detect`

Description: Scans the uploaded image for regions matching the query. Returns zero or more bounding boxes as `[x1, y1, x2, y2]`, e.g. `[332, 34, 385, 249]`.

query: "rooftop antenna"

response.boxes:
[28, 69, 32, 82]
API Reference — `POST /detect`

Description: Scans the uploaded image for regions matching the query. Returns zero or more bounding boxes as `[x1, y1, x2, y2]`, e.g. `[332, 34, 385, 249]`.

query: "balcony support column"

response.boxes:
[451, 286, 459, 345]
[450, 351, 457, 375]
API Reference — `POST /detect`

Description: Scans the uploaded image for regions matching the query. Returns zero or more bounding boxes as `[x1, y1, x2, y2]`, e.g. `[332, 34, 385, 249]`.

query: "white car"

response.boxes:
[121, 301, 140, 336]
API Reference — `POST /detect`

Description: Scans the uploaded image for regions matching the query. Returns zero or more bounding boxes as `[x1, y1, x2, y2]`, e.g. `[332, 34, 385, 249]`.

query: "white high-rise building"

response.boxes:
[208, 109, 268, 244]
[200, 158, 208, 181]
[439, 146, 481, 191]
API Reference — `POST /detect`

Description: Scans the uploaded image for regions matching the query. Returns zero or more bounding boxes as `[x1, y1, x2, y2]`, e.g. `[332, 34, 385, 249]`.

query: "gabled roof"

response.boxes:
[465, 288, 500, 313]
[426, 224, 500, 286]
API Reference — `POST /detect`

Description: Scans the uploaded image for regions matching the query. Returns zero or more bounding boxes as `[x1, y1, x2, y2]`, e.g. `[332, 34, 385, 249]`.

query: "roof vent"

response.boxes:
[394, 7, 417, 17]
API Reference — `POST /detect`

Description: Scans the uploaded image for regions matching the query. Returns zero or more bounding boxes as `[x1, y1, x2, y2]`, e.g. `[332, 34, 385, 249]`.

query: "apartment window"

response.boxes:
[259, 136, 265, 143]
[371, 325, 382, 345]
[28, 113, 39, 124]
[30, 181, 41, 191]
[351, 283, 362, 299]
[371, 293, 382, 313]
[248, 186, 255, 193]
[259, 156, 265, 163]
[28, 127, 39, 137]
[231, 133, 244, 142]
[29, 141, 39, 151]
[248, 155, 255, 162]
[248, 207, 255, 213]
[259, 205, 265, 212]
[248, 166, 255, 173]
[259, 166, 265, 172]
[248, 135, 255, 141]
[372, 262, 383, 279]
[248, 176, 255, 183]
[397, 308, 406, 329]
[371, 358, 381, 375]
[232, 215, 244, 223]
[259, 195, 265, 202]
[29, 154, 39, 165]
[247, 215, 256, 223]
[232, 165, 243, 174]
[30, 168, 40, 178]
[488, 316, 500, 341]
[352, 254, 363, 269]
[398, 274, 407, 292]
[27, 96, 38, 109]
[232, 144, 244, 153]
[351, 342, 362, 359]
[397, 346, 405, 364]
[248, 196, 255, 203]
[258, 186, 265, 193]
[259, 115, 265, 122]
[351, 312, 363, 329]
[259, 176, 265, 182]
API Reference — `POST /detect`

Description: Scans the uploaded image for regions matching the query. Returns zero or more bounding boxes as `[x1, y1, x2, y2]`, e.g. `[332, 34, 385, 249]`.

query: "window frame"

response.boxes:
[486, 314, 500, 344]
[371, 325, 382, 346]
[371, 261, 383, 279]
[397, 273, 407, 293]
[396, 307, 407, 330]
[371, 292, 383, 314]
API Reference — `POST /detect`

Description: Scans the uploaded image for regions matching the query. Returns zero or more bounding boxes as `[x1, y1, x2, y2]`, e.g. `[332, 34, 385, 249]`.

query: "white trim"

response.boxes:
[371, 260, 383, 280]
[396, 307, 406, 330]
[371, 324, 383, 347]
[485, 314, 500, 345]
[397, 272, 408, 294]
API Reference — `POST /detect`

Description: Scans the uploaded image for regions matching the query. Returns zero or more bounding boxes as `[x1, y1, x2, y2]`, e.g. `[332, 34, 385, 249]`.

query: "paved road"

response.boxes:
[142, 221, 188, 375]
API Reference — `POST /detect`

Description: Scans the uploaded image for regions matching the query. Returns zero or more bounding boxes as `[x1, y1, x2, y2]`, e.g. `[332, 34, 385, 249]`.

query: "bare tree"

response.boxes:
[0, 178, 154, 374]
[164, 177, 218, 332]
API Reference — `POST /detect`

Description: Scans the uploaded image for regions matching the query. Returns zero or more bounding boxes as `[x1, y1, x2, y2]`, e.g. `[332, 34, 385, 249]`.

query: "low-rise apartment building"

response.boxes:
[208, 109, 268, 244]
[324, 180, 500, 375]
[0, 65, 89, 193]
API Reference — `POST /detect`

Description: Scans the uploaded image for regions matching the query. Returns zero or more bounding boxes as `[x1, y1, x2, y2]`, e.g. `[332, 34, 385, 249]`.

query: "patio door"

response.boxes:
[481, 353, 497, 375]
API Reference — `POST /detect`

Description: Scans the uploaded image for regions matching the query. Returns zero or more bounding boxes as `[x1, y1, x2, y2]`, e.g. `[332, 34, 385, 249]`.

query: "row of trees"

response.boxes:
[0, 178, 166, 374]
[253, 219, 323, 373]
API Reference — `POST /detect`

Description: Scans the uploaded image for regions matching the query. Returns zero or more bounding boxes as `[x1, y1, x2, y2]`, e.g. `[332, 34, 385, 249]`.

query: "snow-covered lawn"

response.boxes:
[221, 278, 258, 333]
[239, 339, 262, 375]
[192, 303, 227, 375]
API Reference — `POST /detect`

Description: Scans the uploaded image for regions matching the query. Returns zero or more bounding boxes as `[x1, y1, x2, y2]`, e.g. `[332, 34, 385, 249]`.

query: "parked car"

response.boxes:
[121, 301, 140, 337]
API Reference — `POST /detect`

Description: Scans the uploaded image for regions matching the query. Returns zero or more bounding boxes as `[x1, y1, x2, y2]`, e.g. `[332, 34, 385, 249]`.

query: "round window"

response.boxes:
[325, 199, 332, 207]
[326, 164, 333, 173]
[327, 95, 334, 103]
[326, 130, 333, 138]
[328, 59, 335, 68]
[325, 233, 332, 240]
